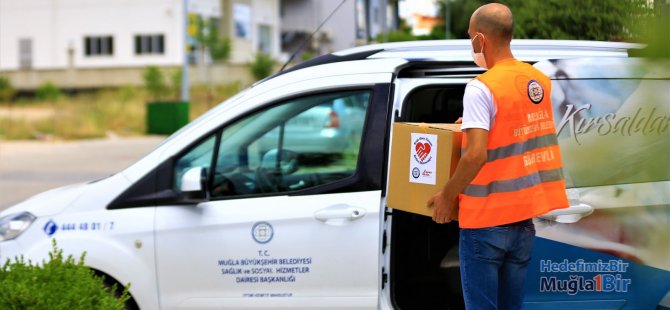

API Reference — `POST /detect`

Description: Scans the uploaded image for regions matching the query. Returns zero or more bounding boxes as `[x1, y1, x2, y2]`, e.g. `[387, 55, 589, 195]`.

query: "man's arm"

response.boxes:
[428, 127, 488, 224]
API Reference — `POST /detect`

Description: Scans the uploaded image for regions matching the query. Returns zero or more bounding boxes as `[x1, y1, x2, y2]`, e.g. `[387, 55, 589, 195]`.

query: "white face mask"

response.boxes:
[470, 34, 487, 69]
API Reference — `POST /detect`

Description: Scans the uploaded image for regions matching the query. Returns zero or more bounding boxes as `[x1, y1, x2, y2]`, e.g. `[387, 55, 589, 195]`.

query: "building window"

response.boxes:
[258, 25, 271, 54]
[135, 34, 165, 55]
[84, 36, 114, 56]
[355, 0, 368, 40]
[18, 38, 32, 69]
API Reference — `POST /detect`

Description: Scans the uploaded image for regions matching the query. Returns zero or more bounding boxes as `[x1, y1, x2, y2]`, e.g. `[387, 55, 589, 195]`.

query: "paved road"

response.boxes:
[0, 136, 165, 211]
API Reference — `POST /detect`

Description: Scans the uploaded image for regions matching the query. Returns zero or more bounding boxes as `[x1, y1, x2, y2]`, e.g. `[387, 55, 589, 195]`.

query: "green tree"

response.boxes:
[433, 0, 654, 41]
[630, 1, 669, 57]
[433, 0, 485, 39]
[142, 66, 168, 101]
[143, 66, 186, 101]
[170, 68, 183, 100]
[195, 16, 232, 63]
[194, 16, 232, 103]
[508, 0, 652, 41]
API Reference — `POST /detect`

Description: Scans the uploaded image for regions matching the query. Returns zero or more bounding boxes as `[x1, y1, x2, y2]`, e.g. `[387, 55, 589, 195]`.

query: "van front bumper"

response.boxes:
[0, 240, 23, 263]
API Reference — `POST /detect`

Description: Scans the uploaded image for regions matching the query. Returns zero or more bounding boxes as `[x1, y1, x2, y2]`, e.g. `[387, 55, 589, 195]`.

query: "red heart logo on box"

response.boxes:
[415, 142, 431, 162]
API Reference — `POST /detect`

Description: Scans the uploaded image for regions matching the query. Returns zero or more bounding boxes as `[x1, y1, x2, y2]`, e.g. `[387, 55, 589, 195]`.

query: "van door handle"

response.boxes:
[314, 204, 366, 224]
[538, 203, 594, 223]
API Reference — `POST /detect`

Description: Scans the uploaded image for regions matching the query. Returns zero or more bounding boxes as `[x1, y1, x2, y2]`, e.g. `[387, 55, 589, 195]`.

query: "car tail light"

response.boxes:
[325, 110, 340, 128]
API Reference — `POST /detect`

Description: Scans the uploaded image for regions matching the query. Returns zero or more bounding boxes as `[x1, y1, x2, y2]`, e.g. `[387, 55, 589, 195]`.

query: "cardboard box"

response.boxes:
[387, 123, 462, 219]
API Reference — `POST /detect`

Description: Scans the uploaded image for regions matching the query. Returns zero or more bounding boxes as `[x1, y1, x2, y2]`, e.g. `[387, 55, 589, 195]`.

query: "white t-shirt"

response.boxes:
[461, 79, 496, 131]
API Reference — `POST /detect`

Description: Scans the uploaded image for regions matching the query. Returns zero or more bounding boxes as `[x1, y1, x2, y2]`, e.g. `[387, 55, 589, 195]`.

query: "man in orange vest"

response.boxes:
[427, 3, 569, 309]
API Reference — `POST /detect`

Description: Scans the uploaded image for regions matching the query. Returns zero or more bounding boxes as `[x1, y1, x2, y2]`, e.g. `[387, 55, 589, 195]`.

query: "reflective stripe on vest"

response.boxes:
[463, 168, 564, 197]
[458, 59, 569, 229]
[486, 133, 558, 162]
[462, 132, 559, 162]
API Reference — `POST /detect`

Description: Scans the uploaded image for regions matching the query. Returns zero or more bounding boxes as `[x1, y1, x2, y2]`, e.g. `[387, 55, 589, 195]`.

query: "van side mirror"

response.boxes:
[180, 167, 209, 202]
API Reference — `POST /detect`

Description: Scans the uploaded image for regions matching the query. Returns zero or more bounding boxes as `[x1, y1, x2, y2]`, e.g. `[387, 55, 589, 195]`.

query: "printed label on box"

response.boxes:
[409, 133, 437, 185]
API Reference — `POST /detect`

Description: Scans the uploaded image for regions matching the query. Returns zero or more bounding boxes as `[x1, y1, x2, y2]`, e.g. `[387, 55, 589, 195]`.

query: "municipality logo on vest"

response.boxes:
[527, 79, 544, 104]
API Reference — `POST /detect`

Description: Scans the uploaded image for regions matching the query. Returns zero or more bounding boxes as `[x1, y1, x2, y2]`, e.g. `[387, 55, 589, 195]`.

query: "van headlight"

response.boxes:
[0, 212, 36, 241]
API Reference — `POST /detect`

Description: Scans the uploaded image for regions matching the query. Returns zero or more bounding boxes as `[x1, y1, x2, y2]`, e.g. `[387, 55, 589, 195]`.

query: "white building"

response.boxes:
[212, 0, 281, 64]
[0, 0, 186, 71]
[0, 0, 281, 88]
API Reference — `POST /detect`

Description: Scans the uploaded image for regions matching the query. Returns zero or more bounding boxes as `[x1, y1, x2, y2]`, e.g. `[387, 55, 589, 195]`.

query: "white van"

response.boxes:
[1, 40, 668, 310]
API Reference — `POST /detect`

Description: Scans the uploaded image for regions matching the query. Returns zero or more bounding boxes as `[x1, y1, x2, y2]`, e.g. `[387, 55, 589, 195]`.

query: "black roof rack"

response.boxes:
[267, 49, 384, 81]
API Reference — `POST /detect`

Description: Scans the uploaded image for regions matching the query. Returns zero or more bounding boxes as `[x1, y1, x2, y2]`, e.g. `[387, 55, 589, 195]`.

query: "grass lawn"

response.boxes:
[0, 83, 243, 140]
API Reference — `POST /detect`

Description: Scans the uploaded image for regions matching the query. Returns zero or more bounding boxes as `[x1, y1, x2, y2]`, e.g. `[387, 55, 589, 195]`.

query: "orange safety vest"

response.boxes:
[459, 59, 569, 229]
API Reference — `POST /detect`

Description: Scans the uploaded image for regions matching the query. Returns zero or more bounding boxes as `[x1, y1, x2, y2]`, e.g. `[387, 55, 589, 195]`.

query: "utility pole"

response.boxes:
[445, 0, 450, 39]
[181, 0, 190, 102]
[381, 0, 388, 42]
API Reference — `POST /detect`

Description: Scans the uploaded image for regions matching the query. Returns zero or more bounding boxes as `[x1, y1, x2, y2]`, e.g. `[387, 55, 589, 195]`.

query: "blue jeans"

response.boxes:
[459, 219, 535, 310]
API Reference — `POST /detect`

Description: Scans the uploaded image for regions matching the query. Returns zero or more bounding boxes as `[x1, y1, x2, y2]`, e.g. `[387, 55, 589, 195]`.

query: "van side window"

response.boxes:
[174, 135, 217, 191]
[210, 90, 370, 198]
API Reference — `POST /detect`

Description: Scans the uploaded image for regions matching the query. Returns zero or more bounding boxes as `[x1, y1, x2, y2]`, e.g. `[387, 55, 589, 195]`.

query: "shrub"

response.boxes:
[35, 81, 61, 101]
[208, 36, 232, 63]
[0, 76, 15, 102]
[375, 30, 418, 43]
[143, 66, 168, 101]
[114, 85, 141, 103]
[301, 52, 315, 62]
[0, 239, 130, 309]
[250, 53, 275, 81]
[170, 68, 183, 100]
